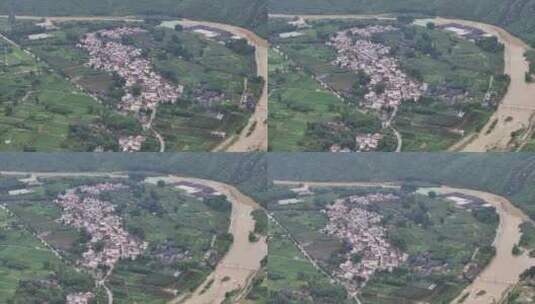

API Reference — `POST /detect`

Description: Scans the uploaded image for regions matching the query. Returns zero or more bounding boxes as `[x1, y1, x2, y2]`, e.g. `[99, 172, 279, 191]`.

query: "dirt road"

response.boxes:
[273, 180, 535, 304]
[2, 15, 268, 152]
[145, 176, 268, 304]
[270, 14, 535, 152]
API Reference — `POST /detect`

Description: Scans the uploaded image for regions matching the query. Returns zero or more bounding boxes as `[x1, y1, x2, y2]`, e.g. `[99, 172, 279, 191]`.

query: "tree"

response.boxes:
[426, 22, 436, 30]
[356, 69, 371, 86]
[351, 253, 362, 264]
[374, 82, 386, 95]
[476, 36, 504, 53]
[174, 24, 183, 32]
[525, 72, 533, 83]
[512, 244, 523, 256]
[132, 84, 142, 97]
[5, 105, 13, 116]
[397, 15, 415, 24]
[226, 38, 254, 55]
[248, 231, 258, 242]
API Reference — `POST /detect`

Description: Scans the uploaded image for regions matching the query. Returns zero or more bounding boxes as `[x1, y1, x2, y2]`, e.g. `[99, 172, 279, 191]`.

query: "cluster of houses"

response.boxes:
[55, 183, 147, 274]
[78, 27, 184, 151]
[322, 194, 408, 296]
[355, 133, 383, 152]
[329, 133, 383, 152]
[118, 135, 146, 152]
[328, 26, 426, 110]
[66, 292, 94, 304]
[278, 17, 311, 38]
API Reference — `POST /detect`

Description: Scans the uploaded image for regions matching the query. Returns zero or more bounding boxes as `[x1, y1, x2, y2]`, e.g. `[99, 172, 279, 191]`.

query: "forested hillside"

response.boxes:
[0, 153, 267, 195]
[0, 0, 267, 34]
[269, 0, 535, 46]
[268, 153, 535, 220]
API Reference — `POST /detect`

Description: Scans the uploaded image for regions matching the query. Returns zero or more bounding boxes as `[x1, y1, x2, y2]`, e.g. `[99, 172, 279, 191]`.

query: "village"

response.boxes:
[55, 182, 148, 303]
[322, 194, 408, 296]
[328, 25, 426, 111]
[78, 27, 184, 151]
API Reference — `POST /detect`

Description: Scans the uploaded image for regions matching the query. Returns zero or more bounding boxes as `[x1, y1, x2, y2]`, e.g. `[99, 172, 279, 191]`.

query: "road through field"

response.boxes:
[270, 14, 535, 152]
[1, 171, 267, 304]
[1, 15, 268, 152]
[273, 180, 535, 304]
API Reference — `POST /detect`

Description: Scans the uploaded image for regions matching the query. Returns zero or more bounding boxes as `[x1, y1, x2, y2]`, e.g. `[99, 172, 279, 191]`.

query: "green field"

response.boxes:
[261, 185, 498, 303]
[269, 49, 342, 151]
[247, 220, 352, 304]
[268, 47, 388, 151]
[0, 18, 257, 151]
[0, 175, 234, 303]
[0, 205, 95, 303]
[268, 18, 506, 151]
[0, 42, 108, 151]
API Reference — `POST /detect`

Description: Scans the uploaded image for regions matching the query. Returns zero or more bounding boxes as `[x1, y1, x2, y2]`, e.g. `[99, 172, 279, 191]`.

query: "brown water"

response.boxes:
[432, 18, 535, 152]
[0, 15, 268, 152]
[145, 176, 268, 304]
[160, 20, 269, 152]
[270, 14, 535, 151]
[2, 171, 267, 304]
[419, 186, 535, 304]
[274, 180, 535, 304]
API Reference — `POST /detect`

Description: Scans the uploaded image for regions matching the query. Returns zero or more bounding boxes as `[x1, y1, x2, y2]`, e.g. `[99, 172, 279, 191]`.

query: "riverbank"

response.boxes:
[159, 19, 268, 152]
[1, 15, 268, 152]
[1, 171, 267, 304]
[273, 180, 535, 304]
[145, 176, 268, 304]
[269, 14, 535, 152]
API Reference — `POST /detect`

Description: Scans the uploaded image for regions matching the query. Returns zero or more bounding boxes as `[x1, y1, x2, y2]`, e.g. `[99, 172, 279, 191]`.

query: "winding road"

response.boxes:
[270, 14, 535, 152]
[273, 180, 535, 304]
[1, 171, 267, 304]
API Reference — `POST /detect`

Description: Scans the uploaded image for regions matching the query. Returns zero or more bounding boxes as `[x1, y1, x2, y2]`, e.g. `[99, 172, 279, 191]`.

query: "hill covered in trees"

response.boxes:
[0, 153, 267, 196]
[268, 153, 535, 220]
[269, 0, 535, 46]
[1, 0, 267, 34]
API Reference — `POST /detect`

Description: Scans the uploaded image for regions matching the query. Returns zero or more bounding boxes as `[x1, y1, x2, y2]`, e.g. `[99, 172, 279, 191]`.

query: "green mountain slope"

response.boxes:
[269, 0, 535, 46]
[0, 0, 267, 34]
[268, 153, 535, 220]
